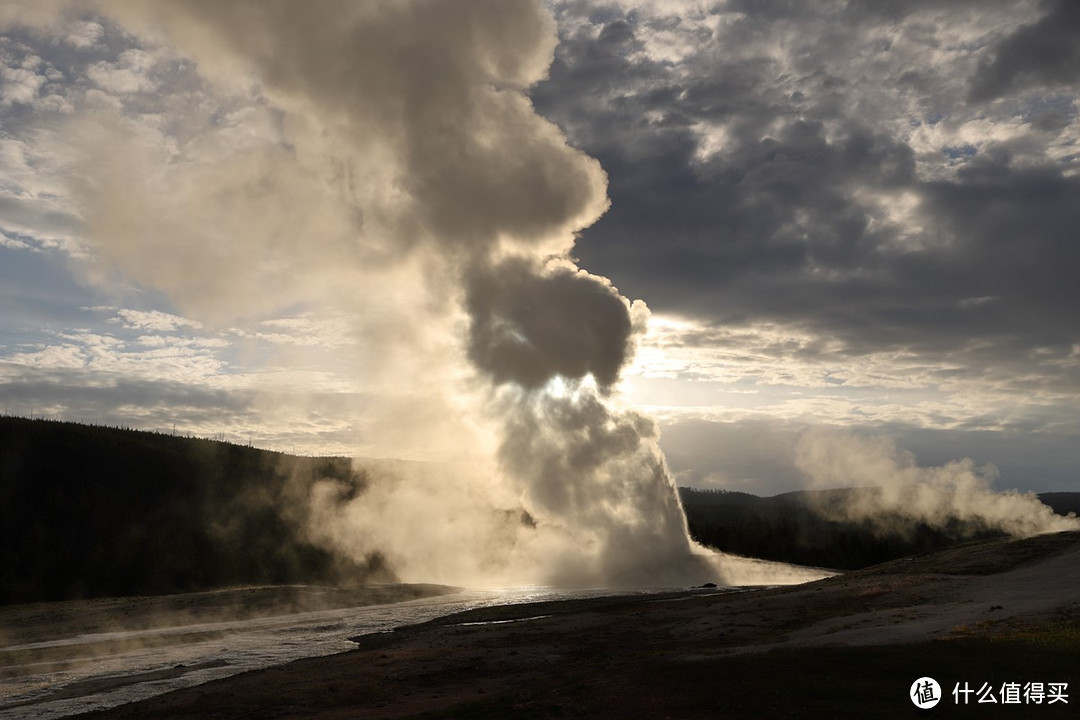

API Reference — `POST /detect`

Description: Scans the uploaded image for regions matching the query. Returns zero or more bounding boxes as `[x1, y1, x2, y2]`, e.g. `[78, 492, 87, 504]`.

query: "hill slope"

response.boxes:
[0, 417, 388, 604]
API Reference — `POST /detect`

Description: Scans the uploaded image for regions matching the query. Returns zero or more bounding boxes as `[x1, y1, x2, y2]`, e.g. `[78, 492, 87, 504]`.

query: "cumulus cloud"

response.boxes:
[62, 19, 104, 49]
[86, 48, 158, 94]
[0, 60, 45, 106]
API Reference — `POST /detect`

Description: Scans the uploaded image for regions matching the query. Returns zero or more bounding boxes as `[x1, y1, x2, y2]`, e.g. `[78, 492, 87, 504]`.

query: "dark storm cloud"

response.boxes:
[533, 1, 1080, 372]
[970, 0, 1080, 101]
[920, 162, 1080, 342]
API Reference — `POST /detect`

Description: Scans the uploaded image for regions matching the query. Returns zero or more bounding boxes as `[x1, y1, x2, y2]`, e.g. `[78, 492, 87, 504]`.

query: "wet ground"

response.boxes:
[0, 584, 647, 719]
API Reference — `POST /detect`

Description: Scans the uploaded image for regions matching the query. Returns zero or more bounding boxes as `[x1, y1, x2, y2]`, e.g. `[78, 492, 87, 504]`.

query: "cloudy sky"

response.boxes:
[2, 0, 1078, 495]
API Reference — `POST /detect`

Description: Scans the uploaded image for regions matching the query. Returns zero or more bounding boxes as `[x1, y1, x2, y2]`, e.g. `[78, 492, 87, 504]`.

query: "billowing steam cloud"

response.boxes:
[464, 256, 705, 584]
[6, 0, 752, 586]
[466, 258, 644, 391]
[795, 430, 1079, 538]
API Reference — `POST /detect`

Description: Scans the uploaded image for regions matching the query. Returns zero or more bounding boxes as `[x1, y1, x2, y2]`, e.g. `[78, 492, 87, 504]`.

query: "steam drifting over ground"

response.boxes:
[795, 430, 1079, 538]
[1, 0, 751, 586]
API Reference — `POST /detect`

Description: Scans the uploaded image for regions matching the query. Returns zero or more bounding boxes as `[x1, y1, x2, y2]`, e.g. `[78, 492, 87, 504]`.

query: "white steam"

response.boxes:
[795, 430, 1079, 537]
[5, 0, 753, 586]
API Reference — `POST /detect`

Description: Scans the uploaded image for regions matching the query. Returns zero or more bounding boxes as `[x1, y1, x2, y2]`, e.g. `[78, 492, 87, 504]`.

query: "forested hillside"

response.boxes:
[0, 417, 388, 604]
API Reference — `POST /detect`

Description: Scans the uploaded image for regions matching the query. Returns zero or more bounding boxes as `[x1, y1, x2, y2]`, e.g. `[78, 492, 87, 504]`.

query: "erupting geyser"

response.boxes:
[22, 0, 717, 586]
[466, 256, 712, 585]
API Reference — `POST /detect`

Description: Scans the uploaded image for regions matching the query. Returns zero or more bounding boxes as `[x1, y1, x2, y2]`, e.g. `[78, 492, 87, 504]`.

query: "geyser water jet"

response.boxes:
[16, 0, 728, 587]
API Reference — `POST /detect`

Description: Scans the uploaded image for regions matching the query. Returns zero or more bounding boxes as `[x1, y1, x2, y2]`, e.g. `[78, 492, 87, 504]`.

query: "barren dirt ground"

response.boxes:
[62, 532, 1080, 719]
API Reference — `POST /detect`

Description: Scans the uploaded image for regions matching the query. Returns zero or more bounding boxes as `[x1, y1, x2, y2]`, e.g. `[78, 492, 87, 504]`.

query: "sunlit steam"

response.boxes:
[0, 0, 781, 587]
[795, 430, 1079, 537]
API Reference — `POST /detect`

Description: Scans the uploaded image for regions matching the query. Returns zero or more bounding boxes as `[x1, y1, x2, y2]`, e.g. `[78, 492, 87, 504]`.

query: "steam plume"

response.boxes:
[18, 0, 732, 585]
[795, 430, 1079, 537]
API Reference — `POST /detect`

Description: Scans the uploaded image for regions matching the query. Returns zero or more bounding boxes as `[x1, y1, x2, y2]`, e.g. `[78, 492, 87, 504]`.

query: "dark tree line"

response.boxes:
[0, 417, 390, 604]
